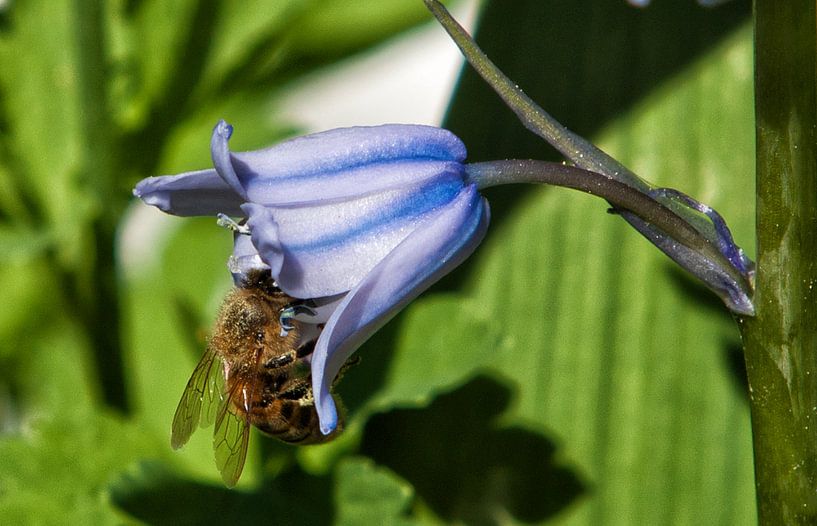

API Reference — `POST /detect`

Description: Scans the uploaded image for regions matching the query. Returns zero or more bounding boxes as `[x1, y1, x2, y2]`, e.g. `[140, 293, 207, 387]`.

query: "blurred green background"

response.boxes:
[0, 0, 756, 524]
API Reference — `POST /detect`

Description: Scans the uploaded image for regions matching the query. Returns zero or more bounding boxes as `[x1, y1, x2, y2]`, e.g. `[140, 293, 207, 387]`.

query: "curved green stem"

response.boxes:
[426, 0, 754, 315]
[466, 160, 741, 290]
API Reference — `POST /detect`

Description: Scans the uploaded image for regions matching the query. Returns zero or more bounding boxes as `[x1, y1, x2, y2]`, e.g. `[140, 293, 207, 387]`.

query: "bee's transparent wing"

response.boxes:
[199, 350, 225, 429]
[213, 380, 251, 487]
[171, 347, 223, 450]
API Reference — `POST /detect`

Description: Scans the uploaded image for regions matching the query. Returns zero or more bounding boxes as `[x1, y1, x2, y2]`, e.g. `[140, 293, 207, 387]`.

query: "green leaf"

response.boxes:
[359, 375, 585, 524]
[335, 457, 418, 526]
[290, 0, 447, 53]
[0, 261, 55, 352]
[126, 217, 241, 485]
[0, 0, 86, 264]
[0, 413, 161, 525]
[344, 1, 756, 524]
[116, 0, 444, 180]
[0, 321, 164, 525]
[345, 296, 503, 413]
[0, 0, 765, 523]
[0, 225, 53, 262]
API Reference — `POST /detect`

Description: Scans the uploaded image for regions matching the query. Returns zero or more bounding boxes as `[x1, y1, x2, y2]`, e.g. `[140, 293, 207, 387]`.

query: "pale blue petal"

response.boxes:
[210, 120, 467, 205]
[240, 204, 284, 280]
[228, 233, 270, 285]
[242, 168, 467, 298]
[133, 169, 244, 217]
[210, 121, 247, 199]
[309, 184, 490, 434]
[622, 211, 754, 315]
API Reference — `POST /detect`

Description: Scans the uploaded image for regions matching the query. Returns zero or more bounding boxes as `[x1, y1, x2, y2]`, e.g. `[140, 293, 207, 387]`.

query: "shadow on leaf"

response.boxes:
[110, 461, 333, 526]
[360, 374, 585, 524]
[723, 339, 749, 402]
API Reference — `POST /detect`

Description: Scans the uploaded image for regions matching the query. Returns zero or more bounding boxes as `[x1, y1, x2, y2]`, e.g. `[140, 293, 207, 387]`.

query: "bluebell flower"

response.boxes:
[135, 118, 755, 436]
[136, 6, 756, 441]
[134, 120, 490, 434]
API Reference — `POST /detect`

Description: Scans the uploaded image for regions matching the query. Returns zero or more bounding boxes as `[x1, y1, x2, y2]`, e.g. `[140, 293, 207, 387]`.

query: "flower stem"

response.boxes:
[466, 160, 737, 286]
[739, 1, 817, 523]
[429, 0, 754, 315]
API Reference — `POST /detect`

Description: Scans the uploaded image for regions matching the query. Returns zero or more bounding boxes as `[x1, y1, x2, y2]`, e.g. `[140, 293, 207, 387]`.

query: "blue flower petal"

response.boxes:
[240, 204, 284, 279]
[210, 120, 468, 205]
[242, 168, 468, 298]
[210, 121, 248, 199]
[309, 183, 490, 434]
[228, 233, 270, 285]
[133, 169, 244, 217]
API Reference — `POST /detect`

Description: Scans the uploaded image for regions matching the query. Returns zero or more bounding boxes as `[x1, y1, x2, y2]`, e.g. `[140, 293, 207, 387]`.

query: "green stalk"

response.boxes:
[465, 160, 727, 271]
[740, 1, 817, 522]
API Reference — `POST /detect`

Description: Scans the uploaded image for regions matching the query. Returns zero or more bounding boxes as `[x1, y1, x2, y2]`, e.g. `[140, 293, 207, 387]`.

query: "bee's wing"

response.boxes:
[213, 378, 251, 488]
[198, 349, 225, 429]
[213, 376, 250, 487]
[170, 346, 223, 450]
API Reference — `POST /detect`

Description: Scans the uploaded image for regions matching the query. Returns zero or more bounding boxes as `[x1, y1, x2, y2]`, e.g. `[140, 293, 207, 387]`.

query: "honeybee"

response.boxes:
[170, 269, 343, 487]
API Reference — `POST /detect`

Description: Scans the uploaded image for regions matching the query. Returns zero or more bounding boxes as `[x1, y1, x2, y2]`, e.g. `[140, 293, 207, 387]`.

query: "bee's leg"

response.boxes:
[264, 340, 316, 371]
[278, 304, 317, 336]
[271, 350, 358, 398]
[278, 377, 313, 403]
